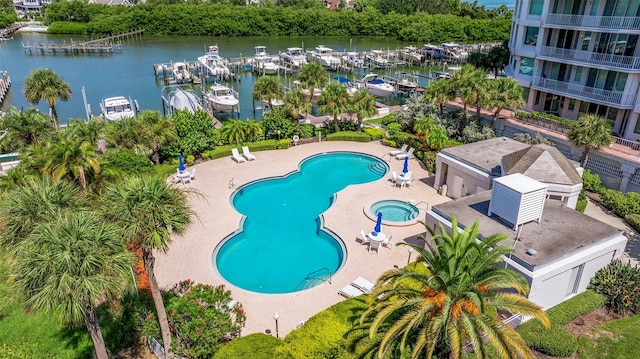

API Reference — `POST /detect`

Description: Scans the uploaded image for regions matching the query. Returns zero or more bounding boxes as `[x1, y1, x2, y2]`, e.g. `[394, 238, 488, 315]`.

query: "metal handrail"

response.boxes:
[305, 267, 332, 284]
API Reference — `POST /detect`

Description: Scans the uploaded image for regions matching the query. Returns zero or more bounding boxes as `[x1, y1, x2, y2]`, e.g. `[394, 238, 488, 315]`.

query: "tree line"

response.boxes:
[42, 1, 512, 42]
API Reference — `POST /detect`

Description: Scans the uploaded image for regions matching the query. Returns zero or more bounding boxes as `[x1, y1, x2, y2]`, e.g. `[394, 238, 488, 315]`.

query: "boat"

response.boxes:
[166, 87, 203, 114]
[393, 72, 419, 92]
[205, 83, 239, 113]
[196, 45, 230, 78]
[441, 43, 469, 61]
[307, 45, 341, 68]
[334, 76, 358, 97]
[172, 62, 191, 84]
[253, 46, 279, 75]
[359, 73, 395, 98]
[365, 50, 389, 69]
[279, 47, 308, 68]
[399, 46, 423, 64]
[292, 80, 323, 102]
[341, 52, 363, 68]
[432, 71, 454, 80]
[100, 96, 138, 121]
[421, 44, 444, 60]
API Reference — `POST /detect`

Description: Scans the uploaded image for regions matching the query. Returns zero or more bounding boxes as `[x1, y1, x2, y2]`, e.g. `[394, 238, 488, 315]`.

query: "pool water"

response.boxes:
[370, 200, 419, 223]
[215, 152, 388, 293]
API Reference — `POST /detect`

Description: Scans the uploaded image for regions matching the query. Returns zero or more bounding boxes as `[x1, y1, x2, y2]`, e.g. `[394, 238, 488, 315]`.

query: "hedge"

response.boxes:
[203, 140, 281, 160]
[517, 290, 605, 357]
[213, 333, 281, 359]
[363, 127, 386, 140]
[325, 131, 371, 142]
[626, 214, 640, 233]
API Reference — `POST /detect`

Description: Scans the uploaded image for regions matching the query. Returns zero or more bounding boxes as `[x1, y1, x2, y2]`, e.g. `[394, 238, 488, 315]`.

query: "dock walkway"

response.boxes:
[0, 72, 10, 106]
[22, 29, 144, 55]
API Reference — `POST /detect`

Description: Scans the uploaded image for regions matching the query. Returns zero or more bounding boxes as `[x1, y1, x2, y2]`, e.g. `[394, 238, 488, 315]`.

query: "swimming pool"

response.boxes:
[367, 200, 420, 226]
[215, 152, 388, 293]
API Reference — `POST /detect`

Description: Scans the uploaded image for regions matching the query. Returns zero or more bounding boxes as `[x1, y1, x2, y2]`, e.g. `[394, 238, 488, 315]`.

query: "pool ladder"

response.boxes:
[305, 267, 332, 284]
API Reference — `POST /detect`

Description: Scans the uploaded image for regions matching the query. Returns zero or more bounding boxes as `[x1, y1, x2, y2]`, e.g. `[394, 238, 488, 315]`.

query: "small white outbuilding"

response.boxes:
[488, 173, 547, 230]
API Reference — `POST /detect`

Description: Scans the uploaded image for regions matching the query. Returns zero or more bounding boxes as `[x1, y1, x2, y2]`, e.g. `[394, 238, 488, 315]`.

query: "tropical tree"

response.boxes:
[252, 76, 284, 110]
[413, 115, 436, 136]
[488, 77, 524, 130]
[567, 114, 613, 167]
[284, 88, 312, 120]
[44, 133, 101, 190]
[104, 116, 147, 154]
[351, 89, 377, 131]
[23, 68, 72, 131]
[450, 64, 485, 134]
[423, 78, 454, 117]
[69, 117, 105, 146]
[102, 176, 193, 357]
[0, 107, 54, 152]
[220, 119, 248, 144]
[13, 211, 133, 359]
[243, 119, 263, 142]
[318, 83, 349, 132]
[359, 217, 549, 359]
[427, 125, 450, 152]
[138, 110, 177, 164]
[297, 62, 328, 91]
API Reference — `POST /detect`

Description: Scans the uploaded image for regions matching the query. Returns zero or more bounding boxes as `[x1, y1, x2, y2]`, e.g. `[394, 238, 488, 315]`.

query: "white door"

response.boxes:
[450, 175, 464, 199]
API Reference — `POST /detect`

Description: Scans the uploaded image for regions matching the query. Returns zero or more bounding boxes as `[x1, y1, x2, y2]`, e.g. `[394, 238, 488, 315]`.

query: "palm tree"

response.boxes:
[351, 89, 377, 132]
[220, 119, 248, 144]
[298, 62, 328, 92]
[104, 117, 147, 154]
[69, 117, 105, 145]
[284, 88, 312, 120]
[14, 211, 133, 359]
[252, 76, 284, 110]
[23, 68, 72, 131]
[488, 77, 524, 130]
[102, 176, 193, 357]
[359, 217, 549, 359]
[412, 115, 436, 136]
[138, 110, 177, 164]
[243, 119, 263, 142]
[451, 65, 485, 134]
[318, 83, 349, 132]
[423, 78, 454, 117]
[0, 107, 54, 152]
[427, 125, 450, 152]
[568, 114, 613, 167]
[44, 133, 101, 190]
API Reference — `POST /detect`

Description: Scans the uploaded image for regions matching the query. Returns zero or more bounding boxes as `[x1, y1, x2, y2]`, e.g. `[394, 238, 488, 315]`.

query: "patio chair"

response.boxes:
[369, 240, 382, 254]
[382, 233, 393, 248]
[399, 172, 412, 188]
[242, 146, 256, 161]
[389, 144, 408, 156]
[351, 277, 375, 294]
[395, 147, 415, 160]
[391, 171, 399, 186]
[190, 168, 196, 180]
[231, 148, 246, 163]
[338, 284, 365, 298]
[360, 229, 371, 245]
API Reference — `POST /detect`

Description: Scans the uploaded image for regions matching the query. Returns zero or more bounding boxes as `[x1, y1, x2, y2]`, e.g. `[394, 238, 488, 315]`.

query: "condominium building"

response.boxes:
[508, 0, 640, 142]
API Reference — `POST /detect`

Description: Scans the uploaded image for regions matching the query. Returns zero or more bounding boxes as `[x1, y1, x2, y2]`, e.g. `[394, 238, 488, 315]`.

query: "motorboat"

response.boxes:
[399, 46, 423, 64]
[292, 80, 322, 102]
[205, 83, 239, 113]
[279, 47, 307, 68]
[166, 87, 203, 114]
[365, 50, 389, 69]
[196, 45, 230, 77]
[100, 96, 138, 121]
[393, 72, 419, 92]
[432, 71, 454, 80]
[359, 73, 395, 98]
[441, 43, 469, 61]
[341, 52, 363, 68]
[307, 45, 341, 68]
[253, 46, 279, 75]
[172, 62, 191, 84]
[334, 76, 358, 97]
[421, 44, 444, 60]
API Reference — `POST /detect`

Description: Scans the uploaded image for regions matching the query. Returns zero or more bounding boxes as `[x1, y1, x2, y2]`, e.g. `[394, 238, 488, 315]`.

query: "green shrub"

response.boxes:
[277, 139, 291, 149]
[382, 139, 396, 148]
[297, 124, 316, 138]
[582, 169, 603, 193]
[600, 189, 640, 217]
[325, 131, 371, 142]
[379, 114, 396, 126]
[213, 333, 281, 359]
[46, 21, 87, 34]
[589, 259, 640, 315]
[248, 140, 278, 152]
[386, 123, 402, 138]
[546, 290, 606, 325]
[418, 150, 437, 174]
[626, 214, 640, 233]
[576, 191, 587, 213]
[185, 154, 195, 166]
[363, 127, 386, 140]
[102, 148, 154, 175]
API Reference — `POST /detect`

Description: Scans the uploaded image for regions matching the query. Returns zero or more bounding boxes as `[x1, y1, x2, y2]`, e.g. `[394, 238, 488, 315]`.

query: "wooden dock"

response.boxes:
[0, 22, 27, 40]
[0, 72, 10, 106]
[22, 29, 144, 55]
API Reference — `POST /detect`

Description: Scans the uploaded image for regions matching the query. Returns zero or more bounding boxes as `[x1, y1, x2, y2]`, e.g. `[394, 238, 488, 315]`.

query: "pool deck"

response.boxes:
[155, 141, 450, 337]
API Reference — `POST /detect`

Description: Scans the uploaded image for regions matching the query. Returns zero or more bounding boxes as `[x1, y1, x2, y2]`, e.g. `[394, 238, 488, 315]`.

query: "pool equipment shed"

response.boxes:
[488, 173, 547, 230]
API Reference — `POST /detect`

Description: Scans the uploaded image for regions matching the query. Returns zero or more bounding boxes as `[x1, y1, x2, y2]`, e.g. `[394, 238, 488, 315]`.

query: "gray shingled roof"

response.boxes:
[502, 144, 582, 186]
[441, 137, 530, 175]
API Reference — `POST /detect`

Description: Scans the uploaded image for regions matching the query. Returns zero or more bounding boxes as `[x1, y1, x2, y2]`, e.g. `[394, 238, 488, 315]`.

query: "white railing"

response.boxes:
[543, 14, 640, 30]
[531, 77, 636, 107]
[611, 136, 640, 155]
[538, 46, 640, 71]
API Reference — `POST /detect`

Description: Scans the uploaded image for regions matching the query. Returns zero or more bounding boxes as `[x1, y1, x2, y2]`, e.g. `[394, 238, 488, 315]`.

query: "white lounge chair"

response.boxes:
[242, 146, 256, 161]
[389, 144, 408, 156]
[395, 147, 415, 160]
[231, 148, 246, 163]
[338, 284, 365, 298]
[351, 277, 375, 294]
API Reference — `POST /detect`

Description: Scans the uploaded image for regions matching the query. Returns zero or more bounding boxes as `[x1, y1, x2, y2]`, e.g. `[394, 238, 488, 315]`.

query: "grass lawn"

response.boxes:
[0, 260, 94, 358]
[578, 315, 640, 358]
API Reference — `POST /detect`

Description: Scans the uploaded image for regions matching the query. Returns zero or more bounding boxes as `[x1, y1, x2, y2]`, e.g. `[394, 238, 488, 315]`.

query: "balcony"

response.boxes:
[538, 46, 640, 72]
[543, 14, 640, 32]
[531, 77, 636, 107]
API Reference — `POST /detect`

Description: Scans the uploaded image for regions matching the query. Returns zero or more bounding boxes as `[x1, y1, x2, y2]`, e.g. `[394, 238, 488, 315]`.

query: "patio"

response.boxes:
[154, 141, 449, 337]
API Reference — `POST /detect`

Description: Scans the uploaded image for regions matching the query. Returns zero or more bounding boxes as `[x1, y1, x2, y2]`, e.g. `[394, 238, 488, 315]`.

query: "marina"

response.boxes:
[21, 29, 144, 55]
[0, 72, 10, 107]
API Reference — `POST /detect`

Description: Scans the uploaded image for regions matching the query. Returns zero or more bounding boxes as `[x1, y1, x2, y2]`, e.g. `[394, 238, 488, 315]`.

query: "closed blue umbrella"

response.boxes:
[403, 156, 409, 174]
[178, 154, 185, 172]
[374, 212, 382, 234]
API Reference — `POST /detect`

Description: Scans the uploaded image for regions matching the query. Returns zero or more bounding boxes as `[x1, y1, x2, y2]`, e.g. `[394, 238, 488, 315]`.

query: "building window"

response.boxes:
[530, 0, 544, 15]
[534, 90, 541, 105]
[524, 27, 539, 46]
[519, 57, 534, 75]
[568, 99, 576, 111]
[574, 66, 583, 83]
[634, 116, 640, 134]
[522, 87, 530, 101]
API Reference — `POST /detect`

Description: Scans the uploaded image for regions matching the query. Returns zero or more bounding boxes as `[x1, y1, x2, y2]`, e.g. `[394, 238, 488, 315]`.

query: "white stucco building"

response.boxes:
[507, 0, 640, 141]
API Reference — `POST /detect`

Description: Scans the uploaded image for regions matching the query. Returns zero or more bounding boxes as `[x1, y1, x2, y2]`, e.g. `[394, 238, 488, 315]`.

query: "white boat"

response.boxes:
[167, 87, 203, 114]
[308, 45, 341, 68]
[196, 45, 230, 77]
[172, 62, 191, 83]
[342, 52, 363, 68]
[205, 83, 239, 113]
[292, 80, 322, 102]
[441, 43, 469, 61]
[279, 47, 307, 68]
[334, 76, 358, 97]
[366, 50, 389, 69]
[360, 74, 395, 98]
[253, 46, 279, 75]
[100, 96, 138, 121]
[433, 71, 454, 80]
[399, 46, 423, 64]
[393, 72, 419, 92]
